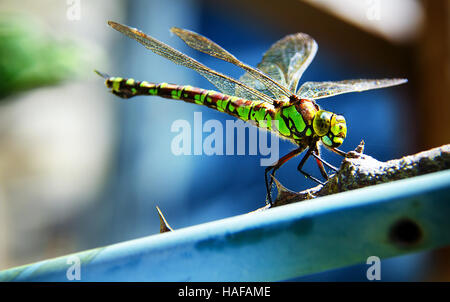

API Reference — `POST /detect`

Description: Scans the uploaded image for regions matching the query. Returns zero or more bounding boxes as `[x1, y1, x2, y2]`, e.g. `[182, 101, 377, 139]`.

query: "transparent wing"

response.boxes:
[297, 78, 408, 100]
[240, 33, 318, 95]
[170, 27, 292, 100]
[108, 21, 275, 104]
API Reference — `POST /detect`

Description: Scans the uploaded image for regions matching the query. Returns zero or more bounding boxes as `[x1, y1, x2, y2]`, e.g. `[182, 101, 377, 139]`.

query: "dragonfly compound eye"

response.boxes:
[322, 114, 347, 147]
[313, 110, 333, 137]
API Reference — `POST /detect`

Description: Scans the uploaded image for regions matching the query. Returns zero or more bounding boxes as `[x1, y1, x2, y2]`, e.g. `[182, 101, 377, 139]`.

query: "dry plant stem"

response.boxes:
[268, 141, 450, 209]
[157, 142, 450, 231]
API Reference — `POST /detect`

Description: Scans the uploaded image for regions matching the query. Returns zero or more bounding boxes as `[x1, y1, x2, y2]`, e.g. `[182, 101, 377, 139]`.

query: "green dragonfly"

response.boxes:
[97, 21, 407, 204]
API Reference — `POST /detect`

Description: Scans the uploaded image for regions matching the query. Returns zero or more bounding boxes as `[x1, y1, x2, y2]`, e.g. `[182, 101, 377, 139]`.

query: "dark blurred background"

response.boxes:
[0, 0, 448, 281]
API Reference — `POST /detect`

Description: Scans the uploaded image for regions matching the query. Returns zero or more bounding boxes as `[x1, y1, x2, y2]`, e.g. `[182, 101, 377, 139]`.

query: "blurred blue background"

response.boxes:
[0, 0, 448, 281]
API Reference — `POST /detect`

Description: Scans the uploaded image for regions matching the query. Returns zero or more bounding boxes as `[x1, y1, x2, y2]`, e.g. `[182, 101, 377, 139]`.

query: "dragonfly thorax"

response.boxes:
[313, 110, 347, 148]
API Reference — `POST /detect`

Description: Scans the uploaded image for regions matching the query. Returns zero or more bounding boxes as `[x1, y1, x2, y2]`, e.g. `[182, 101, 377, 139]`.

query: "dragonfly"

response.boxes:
[97, 21, 407, 204]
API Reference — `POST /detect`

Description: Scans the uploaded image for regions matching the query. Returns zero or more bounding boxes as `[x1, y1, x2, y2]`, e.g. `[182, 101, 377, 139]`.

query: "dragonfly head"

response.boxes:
[313, 110, 347, 148]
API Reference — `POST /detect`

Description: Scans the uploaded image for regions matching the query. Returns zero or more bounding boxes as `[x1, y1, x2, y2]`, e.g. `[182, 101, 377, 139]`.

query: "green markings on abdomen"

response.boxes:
[105, 77, 205, 103]
[249, 103, 276, 131]
[104, 77, 254, 119]
[105, 76, 310, 141]
[105, 77, 159, 99]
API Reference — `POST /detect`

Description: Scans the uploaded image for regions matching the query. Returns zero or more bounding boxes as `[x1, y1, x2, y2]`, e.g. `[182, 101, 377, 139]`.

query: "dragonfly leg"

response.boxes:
[312, 148, 330, 180]
[315, 157, 329, 180]
[330, 147, 347, 157]
[312, 147, 338, 173]
[297, 148, 325, 186]
[265, 147, 304, 205]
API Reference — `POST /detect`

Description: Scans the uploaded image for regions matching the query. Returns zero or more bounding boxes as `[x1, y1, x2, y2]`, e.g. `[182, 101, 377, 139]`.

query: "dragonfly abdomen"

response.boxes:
[104, 76, 318, 145]
[104, 76, 271, 122]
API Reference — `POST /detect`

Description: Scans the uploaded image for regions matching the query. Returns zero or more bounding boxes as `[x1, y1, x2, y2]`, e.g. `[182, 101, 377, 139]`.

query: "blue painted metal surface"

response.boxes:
[1, 170, 449, 281]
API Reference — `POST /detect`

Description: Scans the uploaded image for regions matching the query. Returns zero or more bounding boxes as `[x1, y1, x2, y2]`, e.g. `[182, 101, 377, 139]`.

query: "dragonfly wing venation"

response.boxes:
[297, 78, 408, 100]
[238, 65, 285, 100]
[240, 33, 318, 96]
[171, 27, 236, 63]
[108, 21, 274, 104]
[171, 27, 291, 100]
